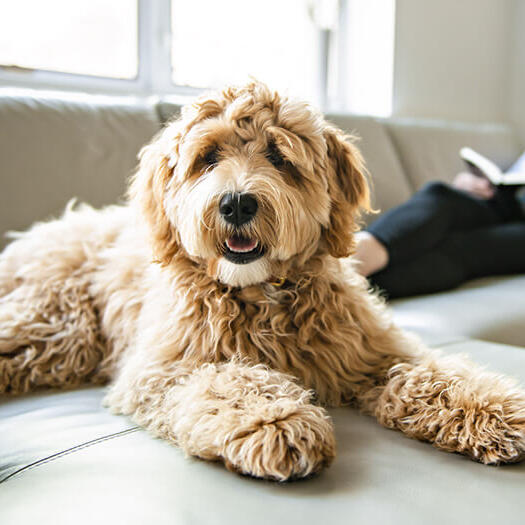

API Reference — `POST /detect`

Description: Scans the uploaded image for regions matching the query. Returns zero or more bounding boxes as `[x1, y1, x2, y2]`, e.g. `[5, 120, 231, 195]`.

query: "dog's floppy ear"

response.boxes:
[128, 131, 180, 265]
[322, 125, 371, 258]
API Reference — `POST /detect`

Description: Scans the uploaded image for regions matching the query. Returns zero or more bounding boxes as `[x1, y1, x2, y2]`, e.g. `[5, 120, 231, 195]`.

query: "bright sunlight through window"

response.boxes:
[0, 0, 138, 79]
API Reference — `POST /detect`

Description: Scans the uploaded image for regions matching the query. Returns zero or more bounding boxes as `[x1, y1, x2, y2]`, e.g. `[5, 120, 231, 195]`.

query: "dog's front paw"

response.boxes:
[438, 385, 525, 465]
[221, 405, 336, 481]
[456, 414, 525, 465]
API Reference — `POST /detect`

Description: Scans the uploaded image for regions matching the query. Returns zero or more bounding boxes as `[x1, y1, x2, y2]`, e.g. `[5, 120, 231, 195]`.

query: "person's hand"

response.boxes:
[452, 172, 495, 199]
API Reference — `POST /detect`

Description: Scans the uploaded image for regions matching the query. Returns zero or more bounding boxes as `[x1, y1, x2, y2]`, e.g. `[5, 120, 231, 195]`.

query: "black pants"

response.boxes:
[367, 182, 525, 299]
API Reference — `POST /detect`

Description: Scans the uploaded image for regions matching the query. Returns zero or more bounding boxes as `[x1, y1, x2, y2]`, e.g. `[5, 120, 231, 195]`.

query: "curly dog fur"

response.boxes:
[1, 82, 525, 480]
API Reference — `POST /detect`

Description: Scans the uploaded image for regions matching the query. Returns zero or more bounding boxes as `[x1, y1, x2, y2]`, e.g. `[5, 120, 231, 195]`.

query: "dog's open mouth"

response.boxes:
[224, 235, 264, 264]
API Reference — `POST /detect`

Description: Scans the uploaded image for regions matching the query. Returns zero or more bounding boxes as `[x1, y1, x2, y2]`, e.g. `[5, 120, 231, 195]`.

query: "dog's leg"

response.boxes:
[360, 348, 525, 464]
[105, 357, 336, 481]
[0, 277, 110, 394]
[321, 270, 525, 464]
[341, 286, 525, 464]
[0, 205, 124, 394]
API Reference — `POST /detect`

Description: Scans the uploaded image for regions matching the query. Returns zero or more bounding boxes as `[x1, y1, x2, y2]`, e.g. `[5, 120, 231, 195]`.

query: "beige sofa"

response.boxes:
[1, 90, 524, 524]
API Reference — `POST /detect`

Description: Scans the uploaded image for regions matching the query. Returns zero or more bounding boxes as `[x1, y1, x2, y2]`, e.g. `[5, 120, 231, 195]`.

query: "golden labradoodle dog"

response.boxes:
[1, 82, 525, 480]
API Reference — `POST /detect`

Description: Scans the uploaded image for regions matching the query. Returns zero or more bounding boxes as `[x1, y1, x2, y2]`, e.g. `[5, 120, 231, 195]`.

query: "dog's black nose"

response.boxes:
[219, 192, 258, 226]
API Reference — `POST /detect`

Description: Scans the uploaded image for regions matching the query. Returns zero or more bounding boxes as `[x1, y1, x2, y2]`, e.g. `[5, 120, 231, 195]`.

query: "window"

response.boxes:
[0, 0, 138, 79]
[338, 0, 396, 116]
[0, 0, 395, 116]
[171, 0, 319, 103]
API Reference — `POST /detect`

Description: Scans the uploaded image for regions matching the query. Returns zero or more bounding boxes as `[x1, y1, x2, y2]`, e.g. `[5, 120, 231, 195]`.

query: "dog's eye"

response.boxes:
[203, 147, 219, 167]
[266, 143, 284, 168]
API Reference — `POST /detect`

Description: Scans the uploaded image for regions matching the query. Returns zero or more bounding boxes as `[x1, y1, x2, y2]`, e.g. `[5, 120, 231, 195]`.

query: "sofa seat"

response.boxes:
[392, 274, 525, 347]
[2, 339, 525, 525]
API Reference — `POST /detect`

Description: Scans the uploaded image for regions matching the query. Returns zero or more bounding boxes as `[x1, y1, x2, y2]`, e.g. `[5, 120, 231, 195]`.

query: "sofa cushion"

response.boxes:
[155, 100, 182, 125]
[1, 339, 525, 525]
[392, 274, 525, 347]
[384, 117, 522, 190]
[0, 388, 135, 483]
[0, 90, 160, 249]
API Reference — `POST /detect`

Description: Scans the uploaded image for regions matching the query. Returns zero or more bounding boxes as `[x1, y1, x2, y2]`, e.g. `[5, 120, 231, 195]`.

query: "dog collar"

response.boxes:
[267, 276, 287, 288]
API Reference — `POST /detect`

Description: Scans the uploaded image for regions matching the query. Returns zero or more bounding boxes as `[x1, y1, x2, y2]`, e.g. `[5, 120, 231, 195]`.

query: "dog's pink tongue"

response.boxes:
[226, 236, 258, 253]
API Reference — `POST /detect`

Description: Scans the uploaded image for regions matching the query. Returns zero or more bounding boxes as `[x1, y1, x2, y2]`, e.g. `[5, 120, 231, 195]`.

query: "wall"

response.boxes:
[393, 0, 514, 123]
[509, 0, 525, 144]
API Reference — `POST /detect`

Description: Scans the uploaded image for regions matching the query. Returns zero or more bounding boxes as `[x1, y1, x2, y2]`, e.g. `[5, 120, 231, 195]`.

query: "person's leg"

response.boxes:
[369, 249, 466, 299]
[448, 221, 525, 279]
[366, 182, 501, 267]
[488, 185, 524, 222]
[370, 221, 525, 299]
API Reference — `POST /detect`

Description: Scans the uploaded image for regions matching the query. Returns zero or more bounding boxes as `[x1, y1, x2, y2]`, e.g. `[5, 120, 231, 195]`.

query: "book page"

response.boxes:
[460, 147, 503, 184]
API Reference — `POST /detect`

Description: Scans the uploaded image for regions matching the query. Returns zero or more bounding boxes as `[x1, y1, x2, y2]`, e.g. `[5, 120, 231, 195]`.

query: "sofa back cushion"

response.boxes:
[156, 100, 181, 125]
[384, 118, 523, 190]
[0, 91, 160, 248]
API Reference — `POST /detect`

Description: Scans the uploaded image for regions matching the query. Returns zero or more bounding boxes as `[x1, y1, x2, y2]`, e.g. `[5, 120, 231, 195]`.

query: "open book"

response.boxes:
[460, 147, 525, 186]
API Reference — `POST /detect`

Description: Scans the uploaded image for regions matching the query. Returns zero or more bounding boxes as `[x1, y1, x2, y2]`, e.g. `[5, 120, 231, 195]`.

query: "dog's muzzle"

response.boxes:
[219, 192, 264, 264]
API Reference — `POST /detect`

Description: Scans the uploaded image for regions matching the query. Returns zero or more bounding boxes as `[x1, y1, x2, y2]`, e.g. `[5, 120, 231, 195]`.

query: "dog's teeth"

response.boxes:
[226, 238, 258, 253]
[231, 248, 252, 253]
[228, 243, 258, 253]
